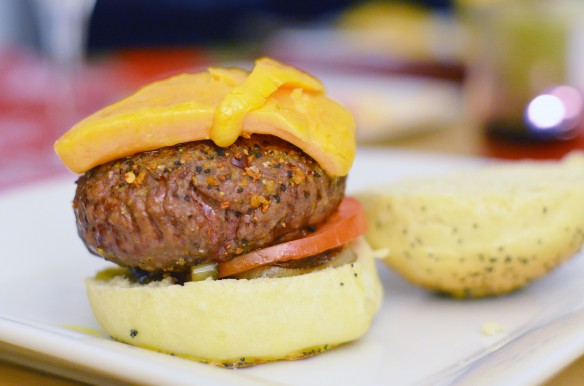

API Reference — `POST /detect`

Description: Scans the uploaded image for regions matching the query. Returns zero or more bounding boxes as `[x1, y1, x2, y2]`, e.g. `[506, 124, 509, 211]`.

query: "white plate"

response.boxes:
[2, 148, 584, 385]
[317, 71, 462, 142]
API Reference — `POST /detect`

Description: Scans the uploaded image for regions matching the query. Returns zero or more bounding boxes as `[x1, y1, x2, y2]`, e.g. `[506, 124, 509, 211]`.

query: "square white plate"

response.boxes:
[1, 148, 584, 386]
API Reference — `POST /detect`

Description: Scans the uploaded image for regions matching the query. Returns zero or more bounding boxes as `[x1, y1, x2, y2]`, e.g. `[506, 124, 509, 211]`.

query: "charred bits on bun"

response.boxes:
[54, 58, 383, 368]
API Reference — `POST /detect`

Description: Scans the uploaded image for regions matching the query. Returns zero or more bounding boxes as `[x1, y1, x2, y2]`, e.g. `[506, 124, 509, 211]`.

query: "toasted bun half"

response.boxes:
[358, 153, 584, 298]
[86, 237, 382, 367]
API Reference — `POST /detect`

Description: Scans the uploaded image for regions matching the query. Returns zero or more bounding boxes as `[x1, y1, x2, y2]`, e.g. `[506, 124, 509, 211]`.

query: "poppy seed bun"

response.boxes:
[85, 237, 382, 367]
[358, 152, 584, 298]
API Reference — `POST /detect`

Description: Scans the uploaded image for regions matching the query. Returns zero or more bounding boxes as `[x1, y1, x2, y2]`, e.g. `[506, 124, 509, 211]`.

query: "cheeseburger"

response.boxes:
[54, 58, 382, 367]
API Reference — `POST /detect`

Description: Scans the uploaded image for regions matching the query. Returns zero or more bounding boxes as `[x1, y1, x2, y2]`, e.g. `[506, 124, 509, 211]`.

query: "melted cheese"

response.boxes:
[54, 58, 355, 176]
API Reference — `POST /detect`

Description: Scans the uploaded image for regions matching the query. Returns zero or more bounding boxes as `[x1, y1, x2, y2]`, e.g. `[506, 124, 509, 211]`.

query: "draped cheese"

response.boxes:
[54, 58, 355, 176]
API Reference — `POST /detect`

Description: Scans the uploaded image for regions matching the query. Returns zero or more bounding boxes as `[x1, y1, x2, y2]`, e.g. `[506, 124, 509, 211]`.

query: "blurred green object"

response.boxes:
[488, 2, 565, 114]
[464, 0, 584, 141]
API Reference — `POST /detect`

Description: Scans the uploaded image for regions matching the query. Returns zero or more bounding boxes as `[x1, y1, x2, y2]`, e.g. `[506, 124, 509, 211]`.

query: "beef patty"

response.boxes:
[73, 135, 346, 272]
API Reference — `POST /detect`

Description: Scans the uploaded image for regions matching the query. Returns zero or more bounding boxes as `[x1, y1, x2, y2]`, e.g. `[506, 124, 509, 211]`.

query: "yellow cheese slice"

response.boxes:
[54, 58, 355, 176]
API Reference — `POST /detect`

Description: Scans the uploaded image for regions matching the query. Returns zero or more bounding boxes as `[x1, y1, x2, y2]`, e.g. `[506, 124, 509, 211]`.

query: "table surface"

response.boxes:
[2, 49, 584, 384]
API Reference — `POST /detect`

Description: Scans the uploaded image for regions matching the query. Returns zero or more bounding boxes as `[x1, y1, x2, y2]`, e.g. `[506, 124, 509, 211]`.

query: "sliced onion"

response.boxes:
[189, 262, 219, 281]
[231, 246, 357, 280]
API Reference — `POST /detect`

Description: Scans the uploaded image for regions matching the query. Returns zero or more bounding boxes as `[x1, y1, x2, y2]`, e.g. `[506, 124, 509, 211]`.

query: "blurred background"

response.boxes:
[1, 0, 584, 189]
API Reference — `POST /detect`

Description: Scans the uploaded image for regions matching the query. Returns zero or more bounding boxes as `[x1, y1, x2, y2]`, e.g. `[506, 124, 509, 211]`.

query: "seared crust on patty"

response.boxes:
[73, 135, 346, 272]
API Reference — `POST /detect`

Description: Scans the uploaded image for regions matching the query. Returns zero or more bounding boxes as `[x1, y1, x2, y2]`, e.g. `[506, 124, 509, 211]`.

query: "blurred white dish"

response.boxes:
[1, 148, 584, 385]
[316, 71, 462, 142]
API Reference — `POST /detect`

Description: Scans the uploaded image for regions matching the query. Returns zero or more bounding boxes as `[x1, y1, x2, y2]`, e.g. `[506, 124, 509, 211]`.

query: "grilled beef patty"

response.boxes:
[73, 135, 346, 272]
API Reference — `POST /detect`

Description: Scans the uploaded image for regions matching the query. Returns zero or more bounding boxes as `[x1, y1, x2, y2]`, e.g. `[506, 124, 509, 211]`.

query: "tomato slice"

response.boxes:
[218, 196, 367, 278]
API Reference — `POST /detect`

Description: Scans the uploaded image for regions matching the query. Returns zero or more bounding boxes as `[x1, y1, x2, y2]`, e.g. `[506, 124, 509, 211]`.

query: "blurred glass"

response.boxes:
[30, 0, 96, 131]
[465, 0, 584, 141]
[32, 0, 96, 70]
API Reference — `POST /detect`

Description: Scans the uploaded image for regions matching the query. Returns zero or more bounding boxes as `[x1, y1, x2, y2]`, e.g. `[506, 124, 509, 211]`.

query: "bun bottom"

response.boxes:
[85, 237, 383, 367]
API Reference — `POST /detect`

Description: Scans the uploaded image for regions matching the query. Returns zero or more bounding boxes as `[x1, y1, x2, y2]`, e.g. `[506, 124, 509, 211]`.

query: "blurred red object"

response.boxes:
[0, 46, 210, 191]
[0, 46, 122, 189]
[484, 129, 584, 160]
[111, 47, 211, 87]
